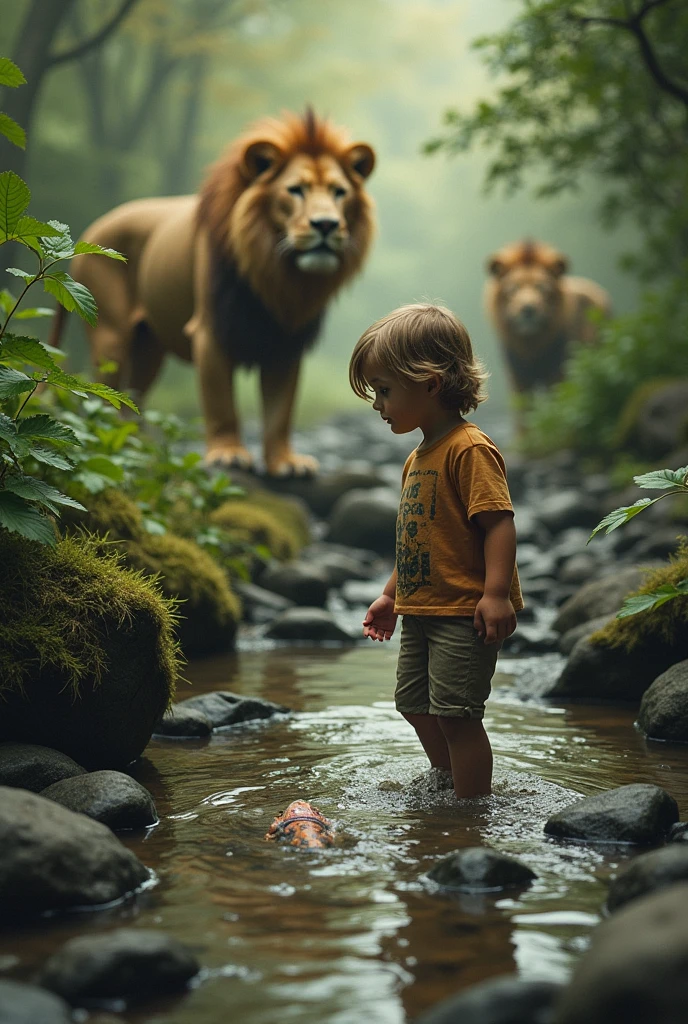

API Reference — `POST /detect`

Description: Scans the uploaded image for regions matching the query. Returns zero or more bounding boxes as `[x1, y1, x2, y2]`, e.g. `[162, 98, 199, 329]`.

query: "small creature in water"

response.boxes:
[265, 800, 334, 848]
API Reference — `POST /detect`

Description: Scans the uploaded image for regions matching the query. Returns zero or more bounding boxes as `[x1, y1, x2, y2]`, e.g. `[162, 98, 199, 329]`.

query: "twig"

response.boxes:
[47, 0, 140, 68]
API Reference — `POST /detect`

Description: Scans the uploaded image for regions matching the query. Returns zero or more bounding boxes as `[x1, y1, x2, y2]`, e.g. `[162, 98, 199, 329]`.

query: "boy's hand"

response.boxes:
[474, 595, 517, 645]
[363, 594, 398, 641]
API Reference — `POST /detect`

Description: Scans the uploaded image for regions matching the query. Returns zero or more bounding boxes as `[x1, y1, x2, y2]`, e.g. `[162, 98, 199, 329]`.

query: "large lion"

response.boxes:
[54, 110, 376, 475]
[484, 239, 611, 394]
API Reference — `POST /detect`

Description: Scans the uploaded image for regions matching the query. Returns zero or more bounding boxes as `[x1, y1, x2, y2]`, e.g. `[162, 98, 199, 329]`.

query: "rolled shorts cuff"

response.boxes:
[395, 704, 431, 715]
[429, 704, 485, 720]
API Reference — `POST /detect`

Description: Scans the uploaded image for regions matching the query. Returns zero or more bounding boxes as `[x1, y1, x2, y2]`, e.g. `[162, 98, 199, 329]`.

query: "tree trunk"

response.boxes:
[161, 53, 208, 195]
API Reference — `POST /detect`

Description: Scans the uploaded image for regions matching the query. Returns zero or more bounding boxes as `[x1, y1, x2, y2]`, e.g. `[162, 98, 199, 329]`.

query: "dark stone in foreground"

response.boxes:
[0, 787, 148, 916]
[553, 883, 688, 1024]
[0, 742, 86, 792]
[41, 770, 157, 830]
[415, 975, 561, 1024]
[308, 550, 374, 588]
[427, 847, 537, 892]
[638, 660, 688, 741]
[233, 581, 294, 624]
[153, 705, 213, 738]
[552, 567, 647, 634]
[607, 844, 688, 912]
[177, 690, 289, 728]
[557, 615, 612, 657]
[38, 928, 199, 1007]
[266, 607, 355, 642]
[259, 562, 329, 607]
[328, 487, 399, 555]
[544, 783, 678, 845]
[0, 980, 72, 1024]
[669, 822, 688, 842]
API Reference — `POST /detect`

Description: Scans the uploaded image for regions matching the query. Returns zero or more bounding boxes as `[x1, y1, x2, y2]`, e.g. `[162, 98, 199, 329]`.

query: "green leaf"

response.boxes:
[142, 516, 167, 535]
[0, 491, 56, 545]
[13, 306, 54, 320]
[633, 466, 688, 491]
[28, 446, 75, 471]
[617, 581, 688, 619]
[5, 267, 34, 281]
[40, 220, 75, 260]
[0, 365, 35, 399]
[43, 272, 97, 326]
[0, 411, 23, 456]
[0, 59, 26, 89]
[0, 289, 14, 315]
[39, 366, 139, 412]
[0, 171, 30, 237]
[2, 473, 85, 513]
[588, 498, 656, 541]
[79, 455, 123, 482]
[0, 334, 60, 373]
[17, 414, 80, 446]
[73, 241, 126, 261]
[0, 113, 25, 150]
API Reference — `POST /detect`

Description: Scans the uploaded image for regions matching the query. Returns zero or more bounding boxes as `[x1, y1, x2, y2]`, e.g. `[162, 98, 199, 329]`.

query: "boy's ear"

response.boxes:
[427, 374, 441, 395]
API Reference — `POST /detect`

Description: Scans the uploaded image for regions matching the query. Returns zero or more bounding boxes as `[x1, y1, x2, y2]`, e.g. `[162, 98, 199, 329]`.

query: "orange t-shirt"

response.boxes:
[394, 421, 523, 616]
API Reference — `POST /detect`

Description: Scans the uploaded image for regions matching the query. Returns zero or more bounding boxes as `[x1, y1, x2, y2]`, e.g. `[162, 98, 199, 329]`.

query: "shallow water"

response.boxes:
[4, 640, 688, 1023]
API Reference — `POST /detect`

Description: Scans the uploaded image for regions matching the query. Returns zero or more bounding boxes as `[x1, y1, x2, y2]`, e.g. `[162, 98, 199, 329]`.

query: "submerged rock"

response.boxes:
[607, 844, 688, 912]
[37, 928, 199, 1006]
[416, 975, 561, 1024]
[638, 660, 688, 742]
[153, 704, 213, 738]
[0, 787, 148, 916]
[544, 783, 678, 845]
[427, 847, 537, 892]
[553, 883, 688, 1023]
[40, 770, 157, 831]
[259, 562, 329, 607]
[0, 742, 86, 793]
[669, 822, 688, 843]
[552, 567, 647, 634]
[0, 980, 72, 1024]
[266, 607, 355, 642]
[557, 616, 612, 656]
[177, 690, 289, 728]
[233, 581, 294, 624]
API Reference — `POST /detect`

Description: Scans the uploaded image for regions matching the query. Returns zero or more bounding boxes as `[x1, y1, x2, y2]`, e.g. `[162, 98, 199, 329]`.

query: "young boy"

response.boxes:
[349, 303, 522, 799]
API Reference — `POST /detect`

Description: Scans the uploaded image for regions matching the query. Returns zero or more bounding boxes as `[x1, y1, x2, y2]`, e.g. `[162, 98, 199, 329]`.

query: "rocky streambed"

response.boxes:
[3, 410, 688, 1024]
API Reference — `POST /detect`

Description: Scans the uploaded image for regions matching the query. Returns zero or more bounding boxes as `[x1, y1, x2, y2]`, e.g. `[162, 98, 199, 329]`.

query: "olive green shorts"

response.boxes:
[395, 615, 500, 720]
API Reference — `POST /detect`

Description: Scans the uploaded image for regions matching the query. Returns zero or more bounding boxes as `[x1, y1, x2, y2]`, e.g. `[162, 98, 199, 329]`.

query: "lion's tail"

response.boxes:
[47, 303, 68, 351]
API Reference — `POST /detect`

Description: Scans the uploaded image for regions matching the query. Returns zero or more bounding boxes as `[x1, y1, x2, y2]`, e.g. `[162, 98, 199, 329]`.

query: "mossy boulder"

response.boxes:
[210, 491, 310, 562]
[0, 531, 179, 769]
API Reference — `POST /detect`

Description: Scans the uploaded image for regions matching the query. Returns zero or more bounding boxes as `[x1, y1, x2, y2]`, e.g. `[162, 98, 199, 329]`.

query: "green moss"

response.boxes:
[0, 530, 181, 702]
[591, 540, 688, 652]
[210, 493, 309, 561]
[64, 489, 145, 542]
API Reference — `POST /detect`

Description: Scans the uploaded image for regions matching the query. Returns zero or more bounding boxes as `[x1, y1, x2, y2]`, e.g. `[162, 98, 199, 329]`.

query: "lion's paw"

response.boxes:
[266, 452, 319, 478]
[205, 444, 254, 471]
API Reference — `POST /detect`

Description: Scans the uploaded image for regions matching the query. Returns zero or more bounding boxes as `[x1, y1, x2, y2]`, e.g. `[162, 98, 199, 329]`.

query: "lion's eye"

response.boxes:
[287, 184, 305, 197]
[332, 186, 347, 199]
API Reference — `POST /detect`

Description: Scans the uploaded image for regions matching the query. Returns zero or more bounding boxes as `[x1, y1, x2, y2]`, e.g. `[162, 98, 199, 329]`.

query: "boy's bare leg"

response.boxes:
[437, 717, 493, 798]
[402, 713, 452, 771]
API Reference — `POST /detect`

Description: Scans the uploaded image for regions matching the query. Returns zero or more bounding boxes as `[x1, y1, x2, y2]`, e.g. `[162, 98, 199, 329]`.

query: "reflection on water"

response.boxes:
[3, 643, 688, 1023]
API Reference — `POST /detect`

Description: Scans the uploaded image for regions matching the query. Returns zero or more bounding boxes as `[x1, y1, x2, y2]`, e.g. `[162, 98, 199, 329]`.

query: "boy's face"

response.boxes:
[365, 360, 433, 434]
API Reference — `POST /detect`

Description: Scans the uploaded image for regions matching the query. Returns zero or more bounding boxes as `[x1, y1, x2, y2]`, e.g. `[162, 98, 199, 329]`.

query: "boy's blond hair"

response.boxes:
[349, 303, 488, 414]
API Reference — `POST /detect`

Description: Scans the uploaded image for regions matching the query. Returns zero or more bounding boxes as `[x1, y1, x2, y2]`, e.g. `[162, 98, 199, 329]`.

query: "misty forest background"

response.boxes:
[0, 0, 664, 437]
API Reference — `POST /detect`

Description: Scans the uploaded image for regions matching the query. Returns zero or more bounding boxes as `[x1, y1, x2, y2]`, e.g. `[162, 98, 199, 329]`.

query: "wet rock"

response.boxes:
[264, 468, 386, 518]
[266, 607, 355, 642]
[557, 616, 613, 656]
[341, 579, 387, 607]
[328, 487, 399, 555]
[416, 975, 561, 1024]
[301, 541, 381, 567]
[544, 783, 678, 845]
[0, 787, 148, 916]
[551, 527, 596, 564]
[259, 562, 329, 607]
[519, 551, 557, 580]
[557, 552, 599, 586]
[552, 566, 646, 634]
[427, 847, 537, 891]
[513, 506, 550, 546]
[0, 742, 86, 793]
[521, 577, 558, 604]
[177, 690, 289, 728]
[553, 882, 688, 1024]
[503, 625, 559, 655]
[669, 822, 688, 842]
[638, 660, 688, 742]
[40, 770, 157, 831]
[307, 550, 375, 588]
[630, 380, 688, 459]
[37, 928, 199, 1006]
[0, 980, 72, 1024]
[630, 527, 684, 562]
[233, 581, 294, 623]
[538, 490, 601, 534]
[153, 704, 213, 738]
[607, 844, 688, 912]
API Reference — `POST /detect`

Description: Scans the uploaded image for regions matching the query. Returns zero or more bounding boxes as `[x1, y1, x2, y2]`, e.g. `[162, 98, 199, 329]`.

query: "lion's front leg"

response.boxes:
[260, 358, 318, 477]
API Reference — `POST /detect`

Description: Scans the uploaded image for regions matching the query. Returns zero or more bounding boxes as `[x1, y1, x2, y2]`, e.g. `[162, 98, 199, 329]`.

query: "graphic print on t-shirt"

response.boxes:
[396, 468, 438, 598]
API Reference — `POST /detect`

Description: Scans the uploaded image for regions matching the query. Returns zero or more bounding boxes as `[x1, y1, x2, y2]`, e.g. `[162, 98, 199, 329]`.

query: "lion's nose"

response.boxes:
[521, 303, 537, 317]
[310, 217, 339, 236]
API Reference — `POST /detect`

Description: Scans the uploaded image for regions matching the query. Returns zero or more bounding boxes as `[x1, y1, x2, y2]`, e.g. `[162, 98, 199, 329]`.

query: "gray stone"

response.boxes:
[266, 607, 355, 642]
[519, 551, 557, 580]
[328, 487, 399, 555]
[37, 928, 199, 1006]
[416, 975, 561, 1024]
[638, 660, 688, 742]
[669, 822, 688, 842]
[177, 690, 289, 728]
[557, 616, 613, 656]
[553, 883, 688, 1024]
[513, 506, 549, 546]
[632, 381, 688, 459]
[233, 581, 294, 623]
[544, 783, 678, 845]
[261, 468, 386, 517]
[552, 566, 647, 634]
[427, 847, 537, 891]
[341, 579, 388, 607]
[153, 705, 213, 738]
[40, 770, 157, 830]
[551, 527, 596, 564]
[308, 550, 374, 588]
[259, 562, 329, 607]
[630, 527, 684, 561]
[557, 552, 599, 586]
[607, 844, 688, 911]
[301, 541, 381, 566]
[538, 490, 601, 533]
[0, 980, 72, 1024]
[0, 742, 86, 792]
[0, 787, 148, 916]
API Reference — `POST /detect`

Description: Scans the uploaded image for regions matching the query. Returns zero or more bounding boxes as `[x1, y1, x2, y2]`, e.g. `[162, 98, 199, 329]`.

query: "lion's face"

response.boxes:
[495, 265, 564, 337]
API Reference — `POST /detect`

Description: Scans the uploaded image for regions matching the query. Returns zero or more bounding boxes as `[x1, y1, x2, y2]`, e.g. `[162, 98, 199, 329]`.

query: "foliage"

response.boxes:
[519, 269, 688, 457]
[0, 57, 135, 544]
[589, 463, 688, 619]
[427, 0, 688, 279]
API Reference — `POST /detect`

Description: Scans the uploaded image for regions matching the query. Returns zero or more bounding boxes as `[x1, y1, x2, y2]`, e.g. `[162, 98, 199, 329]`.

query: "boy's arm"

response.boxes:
[473, 510, 517, 644]
[362, 568, 398, 641]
